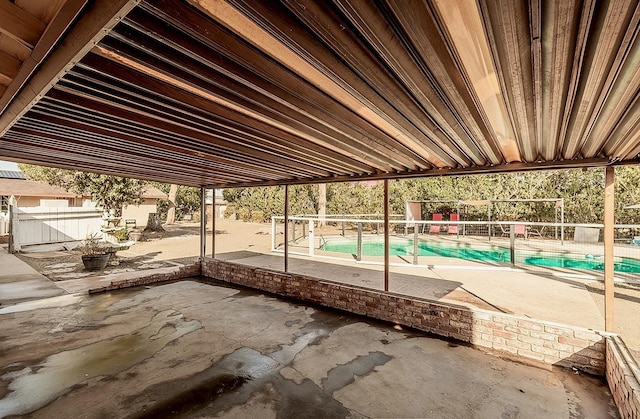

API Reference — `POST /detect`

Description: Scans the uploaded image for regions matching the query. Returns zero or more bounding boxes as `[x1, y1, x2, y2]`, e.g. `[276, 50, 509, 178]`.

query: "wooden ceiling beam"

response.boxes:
[0, 0, 46, 48]
[0, 0, 140, 136]
[206, 157, 623, 189]
[0, 50, 20, 85]
[0, 0, 88, 113]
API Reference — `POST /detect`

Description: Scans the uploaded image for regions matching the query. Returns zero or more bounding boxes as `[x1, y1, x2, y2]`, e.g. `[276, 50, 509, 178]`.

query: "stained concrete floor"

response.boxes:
[0, 279, 618, 418]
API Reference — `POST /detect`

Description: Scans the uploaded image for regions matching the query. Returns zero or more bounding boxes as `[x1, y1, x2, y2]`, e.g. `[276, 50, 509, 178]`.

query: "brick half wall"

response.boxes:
[607, 336, 640, 418]
[88, 263, 201, 294]
[201, 258, 607, 375]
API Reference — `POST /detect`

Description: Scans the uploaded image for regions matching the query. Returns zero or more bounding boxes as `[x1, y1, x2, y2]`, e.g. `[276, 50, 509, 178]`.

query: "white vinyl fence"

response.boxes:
[0, 212, 8, 235]
[9, 205, 104, 252]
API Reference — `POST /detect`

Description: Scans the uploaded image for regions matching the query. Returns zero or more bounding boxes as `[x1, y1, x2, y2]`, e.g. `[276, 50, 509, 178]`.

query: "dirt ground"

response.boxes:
[13, 219, 346, 282]
[15, 223, 204, 281]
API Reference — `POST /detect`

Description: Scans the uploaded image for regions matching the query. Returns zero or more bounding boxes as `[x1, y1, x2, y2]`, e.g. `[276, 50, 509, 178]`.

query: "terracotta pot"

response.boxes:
[82, 253, 110, 271]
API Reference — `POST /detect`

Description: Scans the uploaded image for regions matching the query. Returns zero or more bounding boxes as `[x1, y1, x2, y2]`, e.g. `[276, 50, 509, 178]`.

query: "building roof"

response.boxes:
[0, 178, 75, 198]
[0, 1, 639, 187]
[0, 170, 26, 180]
[0, 178, 166, 200]
[141, 185, 167, 200]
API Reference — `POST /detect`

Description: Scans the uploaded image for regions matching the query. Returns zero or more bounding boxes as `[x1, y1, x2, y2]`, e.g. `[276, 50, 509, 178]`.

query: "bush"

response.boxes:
[236, 207, 250, 221]
[251, 210, 265, 222]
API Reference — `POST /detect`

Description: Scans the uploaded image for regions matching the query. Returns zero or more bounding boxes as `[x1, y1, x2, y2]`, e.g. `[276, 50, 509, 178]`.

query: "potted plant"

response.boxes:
[80, 233, 110, 271]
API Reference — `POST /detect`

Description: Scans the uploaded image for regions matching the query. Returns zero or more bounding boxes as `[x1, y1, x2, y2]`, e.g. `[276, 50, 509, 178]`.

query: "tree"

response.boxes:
[217, 167, 640, 225]
[166, 184, 179, 225]
[318, 183, 326, 227]
[19, 164, 147, 217]
[154, 183, 201, 222]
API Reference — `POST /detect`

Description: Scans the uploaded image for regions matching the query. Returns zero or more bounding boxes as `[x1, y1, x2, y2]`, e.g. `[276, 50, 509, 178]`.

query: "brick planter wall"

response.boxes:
[607, 336, 640, 418]
[201, 258, 607, 375]
[88, 264, 201, 294]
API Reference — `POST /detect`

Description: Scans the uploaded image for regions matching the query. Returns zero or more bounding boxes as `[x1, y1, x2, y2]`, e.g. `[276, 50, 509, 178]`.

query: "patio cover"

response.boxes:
[0, 1, 640, 187]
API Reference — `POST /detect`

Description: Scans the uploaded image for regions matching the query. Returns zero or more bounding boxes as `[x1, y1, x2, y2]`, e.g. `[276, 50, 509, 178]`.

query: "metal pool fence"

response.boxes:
[271, 215, 640, 279]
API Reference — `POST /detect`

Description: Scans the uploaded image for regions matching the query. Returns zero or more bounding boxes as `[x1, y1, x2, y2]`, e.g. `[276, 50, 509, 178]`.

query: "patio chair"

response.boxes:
[514, 224, 527, 238]
[448, 213, 459, 234]
[527, 226, 543, 238]
[429, 213, 442, 234]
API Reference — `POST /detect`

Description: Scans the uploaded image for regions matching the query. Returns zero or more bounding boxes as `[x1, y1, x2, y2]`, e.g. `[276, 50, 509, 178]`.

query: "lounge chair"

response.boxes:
[429, 213, 442, 234]
[448, 213, 459, 234]
[514, 224, 527, 238]
[527, 226, 543, 238]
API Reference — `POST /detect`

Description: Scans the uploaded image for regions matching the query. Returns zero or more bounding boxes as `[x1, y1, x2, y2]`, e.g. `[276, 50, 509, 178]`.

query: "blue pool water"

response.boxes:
[322, 239, 640, 273]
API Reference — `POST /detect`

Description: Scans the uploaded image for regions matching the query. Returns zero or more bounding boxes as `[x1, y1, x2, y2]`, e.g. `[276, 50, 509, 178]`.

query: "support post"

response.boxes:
[554, 206, 558, 239]
[561, 198, 565, 245]
[342, 221, 345, 236]
[604, 167, 615, 332]
[200, 187, 206, 260]
[488, 204, 492, 241]
[413, 227, 418, 265]
[291, 220, 296, 243]
[284, 185, 289, 272]
[510, 224, 515, 268]
[308, 219, 314, 256]
[384, 179, 389, 292]
[271, 217, 276, 251]
[356, 222, 362, 261]
[211, 188, 215, 259]
[456, 202, 461, 238]
[8, 197, 16, 253]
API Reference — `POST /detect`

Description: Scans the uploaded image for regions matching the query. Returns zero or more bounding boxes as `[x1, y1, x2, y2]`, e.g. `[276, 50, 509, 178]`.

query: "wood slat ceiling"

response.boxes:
[1, 0, 640, 187]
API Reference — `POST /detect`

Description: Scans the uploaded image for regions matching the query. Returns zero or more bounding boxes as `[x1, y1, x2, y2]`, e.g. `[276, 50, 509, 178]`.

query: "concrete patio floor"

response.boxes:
[0, 279, 619, 418]
[0, 246, 65, 305]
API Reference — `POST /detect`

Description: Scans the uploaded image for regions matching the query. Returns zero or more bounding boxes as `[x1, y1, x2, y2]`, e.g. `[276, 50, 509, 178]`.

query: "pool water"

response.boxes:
[322, 239, 640, 273]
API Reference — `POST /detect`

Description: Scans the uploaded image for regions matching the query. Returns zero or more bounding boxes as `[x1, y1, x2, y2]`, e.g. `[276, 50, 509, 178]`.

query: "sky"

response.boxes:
[0, 160, 20, 170]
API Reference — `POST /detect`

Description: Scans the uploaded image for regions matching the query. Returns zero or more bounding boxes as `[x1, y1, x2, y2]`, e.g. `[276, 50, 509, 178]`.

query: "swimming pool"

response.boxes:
[321, 238, 640, 273]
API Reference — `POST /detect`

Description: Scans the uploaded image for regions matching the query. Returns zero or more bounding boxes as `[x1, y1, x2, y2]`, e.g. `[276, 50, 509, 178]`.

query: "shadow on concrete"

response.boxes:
[212, 250, 502, 311]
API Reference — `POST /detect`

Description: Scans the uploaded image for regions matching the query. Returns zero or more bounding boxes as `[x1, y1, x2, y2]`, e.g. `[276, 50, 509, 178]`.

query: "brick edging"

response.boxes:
[88, 264, 201, 293]
[607, 336, 640, 418]
[201, 258, 607, 375]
